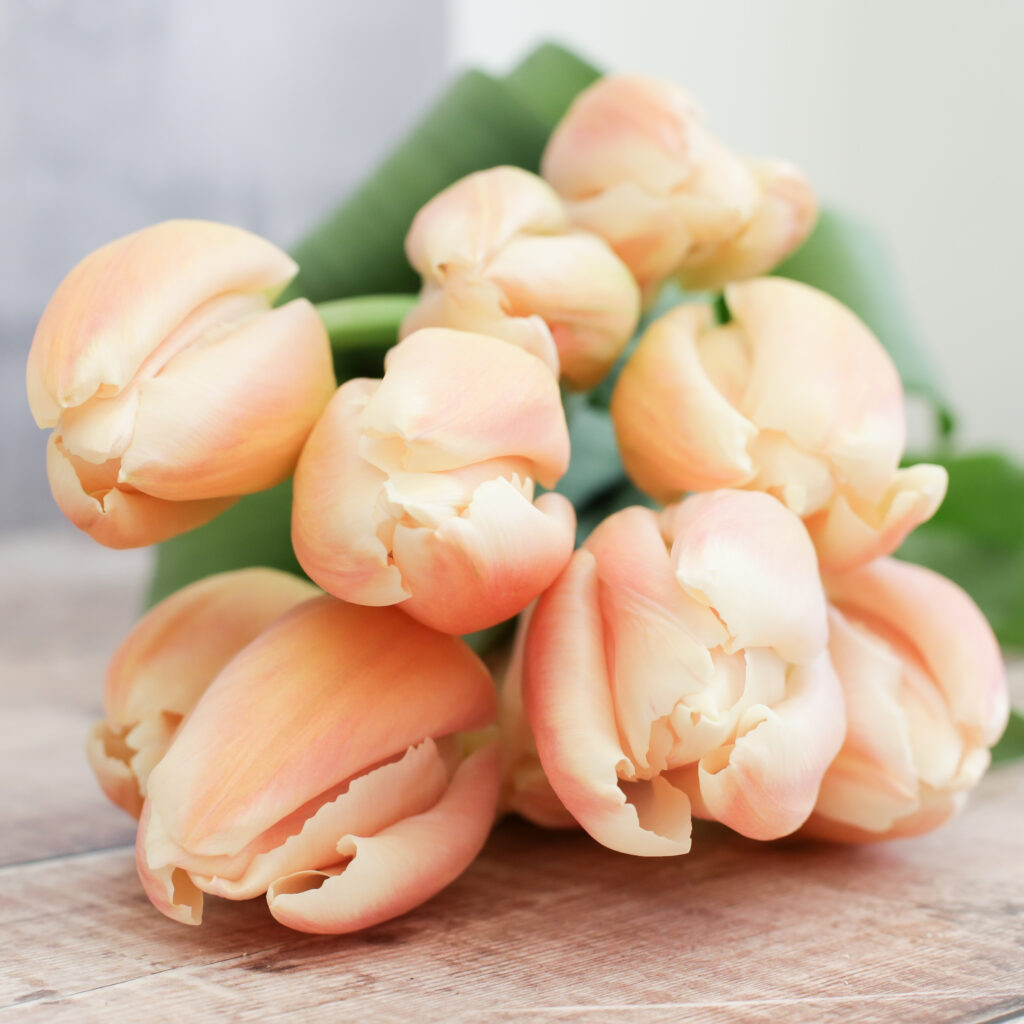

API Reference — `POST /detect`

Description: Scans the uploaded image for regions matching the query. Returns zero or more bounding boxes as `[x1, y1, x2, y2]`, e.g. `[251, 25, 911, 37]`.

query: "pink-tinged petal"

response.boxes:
[484, 232, 641, 390]
[88, 569, 318, 818]
[611, 305, 757, 501]
[370, 329, 569, 486]
[47, 433, 234, 549]
[524, 549, 693, 856]
[697, 650, 845, 839]
[542, 76, 706, 200]
[405, 167, 567, 277]
[135, 801, 204, 925]
[811, 609, 919, 833]
[146, 598, 495, 859]
[27, 220, 297, 426]
[393, 485, 576, 635]
[803, 785, 964, 844]
[807, 463, 948, 571]
[680, 160, 818, 290]
[498, 606, 578, 829]
[662, 490, 828, 664]
[825, 559, 1009, 746]
[400, 279, 561, 377]
[584, 506, 725, 773]
[194, 738, 452, 900]
[291, 379, 408, 606]
[118, 299, 334, 500]
[726, 278, 906, 497]
[266, 739, 501, 934]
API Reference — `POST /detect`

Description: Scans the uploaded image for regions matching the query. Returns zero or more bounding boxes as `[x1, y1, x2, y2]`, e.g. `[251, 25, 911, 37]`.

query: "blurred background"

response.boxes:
[3, 0, 1022, 532]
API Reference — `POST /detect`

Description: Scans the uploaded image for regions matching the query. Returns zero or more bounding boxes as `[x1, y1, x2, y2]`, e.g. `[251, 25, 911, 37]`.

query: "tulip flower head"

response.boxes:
[292, 327, 576, 635]
[805, 559, 1009, 841]
[87, 568, 319, 818]
[541, 76, 816, 297]
[402, 166, 641, 390]
[611, 278, 948, 571]
[26, 220, 336, 548]
[92, 575, 501, 934]
[524, 490, 846, 856]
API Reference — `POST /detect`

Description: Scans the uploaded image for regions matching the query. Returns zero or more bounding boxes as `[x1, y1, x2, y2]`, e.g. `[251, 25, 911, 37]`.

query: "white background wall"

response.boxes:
[449, 0, 1024, 455]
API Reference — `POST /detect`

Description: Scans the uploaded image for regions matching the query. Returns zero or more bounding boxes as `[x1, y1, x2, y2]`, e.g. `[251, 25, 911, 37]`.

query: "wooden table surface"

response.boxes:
[1, 531, 1022, 1024]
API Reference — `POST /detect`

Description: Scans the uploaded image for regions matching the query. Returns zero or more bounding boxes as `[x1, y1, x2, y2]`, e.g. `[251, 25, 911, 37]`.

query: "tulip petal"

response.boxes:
[697, 650, 845, 839]
[525, 549, 693, 856]
[393, 484, 576, 635]
[135, 801, 204, 925]
[266, 740, 500, 934]
[145, 598, 495, 860]
[27, 220, 298, 427]
[611, 305, 757, 500]
[291, 379, 409, 606]
[663, 490, 828, 664]
[118, 299, 334, 500]
[47, 433, 234, 549]
[370, 329, 570, 486]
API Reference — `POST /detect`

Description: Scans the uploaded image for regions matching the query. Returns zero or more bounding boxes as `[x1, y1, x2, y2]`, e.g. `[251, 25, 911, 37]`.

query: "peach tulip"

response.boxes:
[524, 491, 845, 855]
[611, 278, 948, 571]
[292, 327, 576, 635]
[87, 568, 318, 818]
[27, 220, 336, 548]
[541, 76, 815, 296]
[402, 166, 641, 390]
[804, 559, 1009, 841]
[497, 606, 578, 829]
[104, 587, 500, 934]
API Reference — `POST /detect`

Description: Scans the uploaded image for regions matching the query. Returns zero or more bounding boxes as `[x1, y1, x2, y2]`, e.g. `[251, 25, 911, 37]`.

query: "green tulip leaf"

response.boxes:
[992, 710, 1024, 766]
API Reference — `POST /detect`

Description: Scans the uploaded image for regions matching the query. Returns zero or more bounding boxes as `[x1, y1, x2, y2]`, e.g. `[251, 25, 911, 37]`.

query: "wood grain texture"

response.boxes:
[0, 530, 1022, 1023]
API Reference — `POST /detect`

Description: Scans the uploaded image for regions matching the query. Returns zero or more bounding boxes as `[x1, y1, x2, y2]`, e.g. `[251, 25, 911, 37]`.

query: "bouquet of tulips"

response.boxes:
[27, 46, 1020, 936]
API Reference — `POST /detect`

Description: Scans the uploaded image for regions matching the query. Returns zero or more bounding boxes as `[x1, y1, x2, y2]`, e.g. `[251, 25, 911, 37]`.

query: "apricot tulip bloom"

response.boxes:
[88, 568, 318, 818]
[804, 559, 1009, 841]
[292, 327, 575, 635]
[402, 167, 641, 390]
[611, 278, 948, 571]
[91, 573, 501, 934]
[541, 76, 816, 296]
[524, 491, 845, 855]
[27, 220, 336, 548]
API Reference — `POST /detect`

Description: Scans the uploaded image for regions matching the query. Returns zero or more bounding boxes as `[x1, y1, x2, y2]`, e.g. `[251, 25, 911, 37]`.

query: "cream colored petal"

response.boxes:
[697, 651, 845, 839]
[47, 433, 234, 548]
[663, 490, 828, 664]
[291, 379, 409, 606]
[135, 801, 204, 925]
[393, 484, 576, 635]
[484, 232, 641, 390]
[145, 598, 495, 860]
[267, 740, 501, 934]
[405, 167, 567, 277]
[807, 463, 948, 571]
[524, 549, 693, 856]
[611, 305, 757, 501]
[370, 329, 570, 486]
[118, 299, 334, 500]
[27, 220, 298, 426]
[826, 558, 1008, 746]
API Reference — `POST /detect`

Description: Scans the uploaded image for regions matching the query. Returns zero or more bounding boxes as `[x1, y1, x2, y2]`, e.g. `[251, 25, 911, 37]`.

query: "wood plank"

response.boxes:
[0, 762, 1021, 1023]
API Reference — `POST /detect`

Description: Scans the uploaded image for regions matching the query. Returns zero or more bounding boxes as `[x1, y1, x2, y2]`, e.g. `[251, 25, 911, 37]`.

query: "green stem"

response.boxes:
[315, 294, 418, 351]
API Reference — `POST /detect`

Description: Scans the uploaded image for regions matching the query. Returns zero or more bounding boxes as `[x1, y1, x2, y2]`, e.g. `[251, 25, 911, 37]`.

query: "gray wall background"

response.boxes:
[1, 0, 446, 530]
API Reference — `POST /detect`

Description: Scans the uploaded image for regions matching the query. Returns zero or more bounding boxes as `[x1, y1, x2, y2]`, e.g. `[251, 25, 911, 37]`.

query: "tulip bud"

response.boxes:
[542, 76, 814, 296]
[804, 559, 1009, 841]
[292, 327, 576, 635]
[109, 588, 499, 934]
[402, 167, 641, 390]
[497, 606, 578, 829]
[611, 278, 948, 571]
[87, 568, 319, 818]
[524, 491, 845, 855]
[27, 220, 336, 548]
